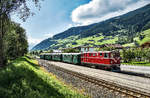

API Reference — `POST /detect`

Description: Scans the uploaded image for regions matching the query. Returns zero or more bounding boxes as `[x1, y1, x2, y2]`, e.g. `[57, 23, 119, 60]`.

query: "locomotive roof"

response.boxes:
[82, 51, 112, 53]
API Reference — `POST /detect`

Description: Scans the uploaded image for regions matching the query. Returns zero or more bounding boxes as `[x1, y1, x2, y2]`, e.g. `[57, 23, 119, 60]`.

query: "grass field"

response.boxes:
[122, 62, 150, 66]
[0, 57, 88, 98]
[140, 29, 150, 45]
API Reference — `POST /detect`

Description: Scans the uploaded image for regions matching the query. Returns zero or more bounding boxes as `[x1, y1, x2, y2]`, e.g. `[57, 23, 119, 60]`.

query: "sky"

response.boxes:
[12, 0, 150, 49]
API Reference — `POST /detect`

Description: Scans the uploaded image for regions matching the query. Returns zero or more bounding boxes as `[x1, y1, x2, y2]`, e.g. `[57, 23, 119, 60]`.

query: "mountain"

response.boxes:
[32, 4, 150, 51]
[31, 25, 95, 50]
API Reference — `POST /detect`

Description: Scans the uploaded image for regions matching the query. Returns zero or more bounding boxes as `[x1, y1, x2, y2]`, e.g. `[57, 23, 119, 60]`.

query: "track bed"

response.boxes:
[38, 59, 150, 97]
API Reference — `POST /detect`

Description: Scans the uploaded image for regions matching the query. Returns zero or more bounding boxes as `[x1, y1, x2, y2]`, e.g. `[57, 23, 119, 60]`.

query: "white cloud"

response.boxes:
[27, 35, 44, 49]
[71, 0, 150, 25]
[44, 33, 53, 38]
[67, 24, 74, 29]
[28, 33, 54, 49]
[64, 23, 77, 29]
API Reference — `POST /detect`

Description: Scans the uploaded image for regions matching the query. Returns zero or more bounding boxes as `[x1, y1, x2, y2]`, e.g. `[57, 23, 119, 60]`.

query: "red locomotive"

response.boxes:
[81, 51, 121, 70]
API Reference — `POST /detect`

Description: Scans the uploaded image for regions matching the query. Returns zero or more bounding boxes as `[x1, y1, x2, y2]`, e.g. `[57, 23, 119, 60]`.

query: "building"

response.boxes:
[100, 44, 124, 49]
[73, 45, 95, 52]
[61, 45, 95, 53]
[80, 46, 94, 52]
[53, 50, 62, 53]
[141, 42, 150, 48]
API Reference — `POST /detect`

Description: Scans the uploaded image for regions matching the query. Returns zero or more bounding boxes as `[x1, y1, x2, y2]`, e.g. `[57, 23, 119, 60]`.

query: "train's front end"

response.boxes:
[110, 51, 121, 71]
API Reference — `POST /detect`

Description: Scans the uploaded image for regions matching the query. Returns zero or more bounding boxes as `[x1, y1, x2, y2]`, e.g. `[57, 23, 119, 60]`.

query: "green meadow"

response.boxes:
[0, 57, 88, 98]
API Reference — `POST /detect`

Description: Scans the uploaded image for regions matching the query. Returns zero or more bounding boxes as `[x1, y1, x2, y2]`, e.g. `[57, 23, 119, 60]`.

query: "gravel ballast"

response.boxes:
[39, 60, 126, 98]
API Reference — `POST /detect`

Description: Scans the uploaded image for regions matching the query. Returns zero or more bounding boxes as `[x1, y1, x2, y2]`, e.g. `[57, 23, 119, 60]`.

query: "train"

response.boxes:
[40, 51, 121, 71]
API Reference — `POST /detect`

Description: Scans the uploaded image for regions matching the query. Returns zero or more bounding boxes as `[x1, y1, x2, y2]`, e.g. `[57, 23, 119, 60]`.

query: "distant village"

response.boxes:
[30, 41, 150, 54]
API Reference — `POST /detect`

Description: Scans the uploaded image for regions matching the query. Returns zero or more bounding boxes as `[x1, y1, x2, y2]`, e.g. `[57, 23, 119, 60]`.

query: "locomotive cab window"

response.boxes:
[89, 53, 92, 56]
[99, 53, 102, 56]
[81, 54, 84, 57]
[93, 53, 96, 56]
[104, 53, 109, 58]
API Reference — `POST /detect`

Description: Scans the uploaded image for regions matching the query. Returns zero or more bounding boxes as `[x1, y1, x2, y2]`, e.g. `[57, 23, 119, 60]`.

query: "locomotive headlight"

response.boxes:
[111, 60, 113, 64]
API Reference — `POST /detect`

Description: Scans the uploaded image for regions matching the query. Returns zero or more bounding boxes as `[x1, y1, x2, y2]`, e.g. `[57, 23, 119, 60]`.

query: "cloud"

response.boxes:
[28, 33, 54, 50]
[71, 0, 150, 25]
[44, 33, 53, 38]
[27, 35, 44, 49]
[67, 24, 74, 29]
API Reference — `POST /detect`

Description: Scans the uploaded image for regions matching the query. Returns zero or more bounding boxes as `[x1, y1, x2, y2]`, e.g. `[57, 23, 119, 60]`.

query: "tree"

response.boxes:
[0, 0, 43, 66]
[134, 48, 143, 61]
[144, 48, 150, 62]
[134, 40, 140, 47]
[121, 49, 135, 63]
[139, 34, 145, 40]
[4, 22, 28, 60]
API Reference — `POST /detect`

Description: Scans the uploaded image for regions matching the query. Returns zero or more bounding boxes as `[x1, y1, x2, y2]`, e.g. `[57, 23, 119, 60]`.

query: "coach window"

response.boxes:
[104, 53, 109, 58]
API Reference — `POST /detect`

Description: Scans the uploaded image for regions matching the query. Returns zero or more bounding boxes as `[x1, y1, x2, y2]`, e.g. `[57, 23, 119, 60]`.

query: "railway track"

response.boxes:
[38, 59, 150, 98]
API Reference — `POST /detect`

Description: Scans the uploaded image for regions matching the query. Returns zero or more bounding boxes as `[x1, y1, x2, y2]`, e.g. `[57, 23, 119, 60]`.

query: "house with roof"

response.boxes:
[141, 42, 150, 48]
[100, 44, 124, 49]
[73, 45, 95, 52]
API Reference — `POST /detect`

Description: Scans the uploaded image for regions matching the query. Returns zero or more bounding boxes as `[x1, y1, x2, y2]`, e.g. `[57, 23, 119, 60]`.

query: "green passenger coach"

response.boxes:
[40, 53, 45, 59]
[62, 53, 81, 64]
[44, 53, 52, 60]
[52, 53, 62, 61]
[72, 53, 81, 64]
[40, 53, 81, 64]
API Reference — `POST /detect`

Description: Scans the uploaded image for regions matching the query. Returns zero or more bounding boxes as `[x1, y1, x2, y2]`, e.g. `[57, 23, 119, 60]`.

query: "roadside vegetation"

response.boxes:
[122, 62, 150, 66]
[121, 48, 150, 66]
[0, 56, 88, 98]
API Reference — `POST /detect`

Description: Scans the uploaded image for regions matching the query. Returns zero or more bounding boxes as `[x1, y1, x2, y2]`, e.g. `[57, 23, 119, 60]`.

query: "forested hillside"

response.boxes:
[32, 3, 150, 51]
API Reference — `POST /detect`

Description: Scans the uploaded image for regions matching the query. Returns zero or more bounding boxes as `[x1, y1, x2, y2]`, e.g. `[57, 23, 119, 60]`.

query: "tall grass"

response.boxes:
[0, 57, 87, 98]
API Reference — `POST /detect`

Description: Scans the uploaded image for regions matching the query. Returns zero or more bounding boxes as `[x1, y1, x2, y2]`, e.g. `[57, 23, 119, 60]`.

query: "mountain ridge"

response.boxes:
[32, 4, 150, 51]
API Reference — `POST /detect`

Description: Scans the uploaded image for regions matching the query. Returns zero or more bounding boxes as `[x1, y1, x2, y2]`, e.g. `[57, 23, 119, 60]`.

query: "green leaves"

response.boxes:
[0, 0, 43, 66]
[121, 48, 150, 63]
[4, 22, 28, 60]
